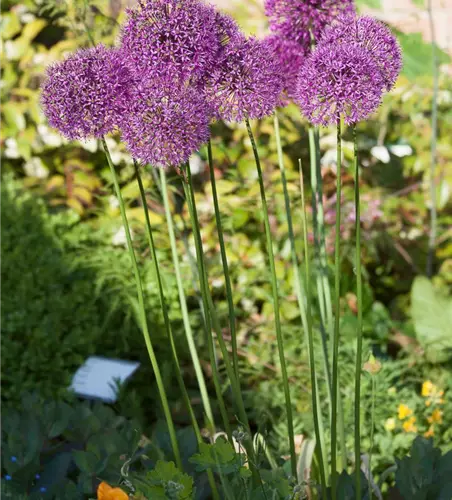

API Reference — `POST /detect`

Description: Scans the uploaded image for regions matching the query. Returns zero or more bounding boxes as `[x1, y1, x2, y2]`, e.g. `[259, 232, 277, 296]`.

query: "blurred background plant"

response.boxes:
[1, 0, 451, 497]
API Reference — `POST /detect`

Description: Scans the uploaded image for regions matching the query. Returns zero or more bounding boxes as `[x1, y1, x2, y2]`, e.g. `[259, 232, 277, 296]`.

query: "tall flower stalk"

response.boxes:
[353, 125, 364, 499]
[246, 118, 296, 478]
[159, 168, 215, 429]
[207, 139, 239, 381]
[101, 140, 182, 470]
[274, 113, 328, 483]
[330, 120, 343, 496]
[134, 161, 220, 499]
[299, 161, 327, 493]
[182, 162, 259, 478]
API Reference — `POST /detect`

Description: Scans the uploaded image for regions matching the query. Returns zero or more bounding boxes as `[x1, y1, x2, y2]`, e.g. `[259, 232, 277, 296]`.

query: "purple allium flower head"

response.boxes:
[204, 36, 284, 122]
[120, 0, 223, 85]
[265, 0, 355, 51]
[297, 43, 385, 126]
[321, 15, 402, 91]
[214, 10, 243, 48]
[120, 80, 210, 168]
[265, 34, 305, 103]
[41, 45, 134, 140]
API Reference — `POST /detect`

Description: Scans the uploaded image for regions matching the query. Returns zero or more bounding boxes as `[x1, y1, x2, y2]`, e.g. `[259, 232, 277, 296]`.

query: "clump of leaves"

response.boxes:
[395, 436, 452, 499]
[1, 393, 141, 499]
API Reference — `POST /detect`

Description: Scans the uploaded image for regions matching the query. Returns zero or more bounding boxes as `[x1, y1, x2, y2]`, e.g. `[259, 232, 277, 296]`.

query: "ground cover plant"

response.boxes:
[1, 0, 451, 498]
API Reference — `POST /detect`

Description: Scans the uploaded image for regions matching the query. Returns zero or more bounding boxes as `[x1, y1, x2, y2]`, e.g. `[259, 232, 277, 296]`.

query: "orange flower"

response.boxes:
[427, 408, 443, 424]
[398, 404, 413, 420]
[402, 416, 417, 433]
[97, 482, 128, 500]
[424, 426, 434, 438]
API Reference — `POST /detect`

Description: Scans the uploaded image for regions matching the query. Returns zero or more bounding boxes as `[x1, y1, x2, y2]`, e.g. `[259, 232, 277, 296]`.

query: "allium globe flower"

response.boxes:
[265, 34, 305, 102]
[265, 0, 355, 51]
[120, 81, 210, 168]
[214, 10, 243, 48]
[297, 43, 385, 126]
[321, 15, 402, 91]
[41, 45, 134, 140]
[204, 36, 284, 122]
[120, 0, 226, 84]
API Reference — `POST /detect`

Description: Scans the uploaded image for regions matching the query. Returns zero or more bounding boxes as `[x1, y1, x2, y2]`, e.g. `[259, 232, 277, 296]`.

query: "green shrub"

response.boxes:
[1, 179, 108, 402]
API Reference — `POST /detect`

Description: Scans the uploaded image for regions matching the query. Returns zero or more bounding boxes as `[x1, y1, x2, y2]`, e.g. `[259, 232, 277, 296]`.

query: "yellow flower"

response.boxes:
[398, 404, 413, 420]
[402, 416, 417, 433]
[97, 482, 128, 500]
[424, 426, 434, 438]
[427, 408, 443, 424]
[422, 381, 445, 406]
[384, 418, 396, 431]
[422, 381, 434, 397]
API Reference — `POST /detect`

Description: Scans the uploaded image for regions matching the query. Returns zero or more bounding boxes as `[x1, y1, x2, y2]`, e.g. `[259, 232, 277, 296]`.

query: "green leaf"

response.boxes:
[145, 461, 193, 499]
[411, 276, 452, 362]
[72, 450, 99, 474]
[398, 32, 450, 80]
[189, 438, 240, 474]
[1, 12, 22, 39]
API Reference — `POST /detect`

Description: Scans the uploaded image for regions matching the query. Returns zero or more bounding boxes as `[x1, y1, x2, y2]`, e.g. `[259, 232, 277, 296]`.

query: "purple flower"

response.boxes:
[41, 45, 134, 140]
[120, 80, 210, 168]
[120, 0, 225, 85]
[265, 0, 355, 51]
[214, 10, 244, 48]
[297, 43, 385, 126]
[321, 15, 402, 91]
[264, 34, 305, 103]
[204, 36, 284, 122]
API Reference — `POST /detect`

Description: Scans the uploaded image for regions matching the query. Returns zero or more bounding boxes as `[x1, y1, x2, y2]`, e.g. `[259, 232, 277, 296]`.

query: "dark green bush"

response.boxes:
[1, 179, 108, 402]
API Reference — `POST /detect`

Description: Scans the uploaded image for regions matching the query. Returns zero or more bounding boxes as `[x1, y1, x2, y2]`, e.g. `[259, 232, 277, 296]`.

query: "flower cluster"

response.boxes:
[265, 0, 355, 52]
[204, 36, 283, 122]
[120, 80, 210, 167]
[387, 381, 446, 438]
[296, 16, 402, 125]
[264, 35, 305, 102]
[41, 0, 286, 168]
[41, 45, 135, 140]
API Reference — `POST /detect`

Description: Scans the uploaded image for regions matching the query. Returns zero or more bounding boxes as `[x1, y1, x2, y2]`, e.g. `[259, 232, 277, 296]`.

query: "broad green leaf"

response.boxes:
[411, 276, 452, 362]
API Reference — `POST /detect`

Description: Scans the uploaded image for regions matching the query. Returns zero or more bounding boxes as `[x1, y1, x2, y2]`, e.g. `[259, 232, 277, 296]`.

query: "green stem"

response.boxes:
[101, 140, 182, 470]
[427, 0, 438, 278]
[308, 128, 333, 414]
[184, 166, 250, 435]
[183, 163, 262, 485]
[275, 114, 328, 484]
[245, 118, 296, 478]
[331, 120, 342, 498]
[135, 163, 220, 500]
[368, 376, 376, 499]
[180, 173, 232, 440]
[207, 139, 239, 381]
[134, 162, 200, 437]
[354, 125, 363, 499]
[310, 127, 347, 469]
[299, 161, 328, 496]
[159, 168, 215, 429]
